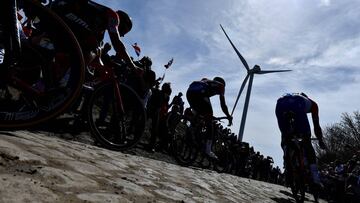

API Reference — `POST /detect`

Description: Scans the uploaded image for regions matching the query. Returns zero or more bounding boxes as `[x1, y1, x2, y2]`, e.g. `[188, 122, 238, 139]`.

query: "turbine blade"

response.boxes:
[231, 74, 250, 116]
[257, 70, 292, 74]
[220, 24, 250, 71]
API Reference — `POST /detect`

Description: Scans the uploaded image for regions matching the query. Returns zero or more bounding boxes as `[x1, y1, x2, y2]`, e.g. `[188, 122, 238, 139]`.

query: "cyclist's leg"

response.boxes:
[276, 100, 292, 180]
[200, 97, 213, 136]
[296, 110, 320, 185]
[96, 84, 113, 123]
[186, 91, 215, 156]
[281, 137, 293, 185]
[275, 100, 294, 135]
[303, 137, 322, 185]
[194, 96, 218, 159]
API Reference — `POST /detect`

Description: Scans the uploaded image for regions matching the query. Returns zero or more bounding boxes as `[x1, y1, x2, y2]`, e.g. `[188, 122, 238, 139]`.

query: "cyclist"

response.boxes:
[51, 0, 138, 71]
[275, 92, 327, 186]
[186, 77, 233, 159]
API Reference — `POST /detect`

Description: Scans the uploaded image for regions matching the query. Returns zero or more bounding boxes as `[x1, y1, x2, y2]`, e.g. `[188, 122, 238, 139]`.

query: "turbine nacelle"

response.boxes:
[250, 65, 261, 73]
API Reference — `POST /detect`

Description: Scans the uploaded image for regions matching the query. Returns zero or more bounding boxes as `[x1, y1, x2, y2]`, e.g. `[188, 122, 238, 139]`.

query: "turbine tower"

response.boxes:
[220, 24, 291, 142]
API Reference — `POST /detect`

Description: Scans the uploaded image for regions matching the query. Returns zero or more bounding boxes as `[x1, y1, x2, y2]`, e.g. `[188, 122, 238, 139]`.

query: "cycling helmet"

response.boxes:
[116, 10, 133, 37]
[213, 76, 226, 86]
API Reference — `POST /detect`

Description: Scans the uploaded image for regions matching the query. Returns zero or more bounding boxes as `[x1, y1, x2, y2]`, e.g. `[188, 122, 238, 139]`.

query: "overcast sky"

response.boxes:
[95, 0, 360, 168]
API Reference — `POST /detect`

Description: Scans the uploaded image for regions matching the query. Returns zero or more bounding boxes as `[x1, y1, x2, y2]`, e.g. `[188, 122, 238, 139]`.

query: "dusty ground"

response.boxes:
[0, 130, 326, 203]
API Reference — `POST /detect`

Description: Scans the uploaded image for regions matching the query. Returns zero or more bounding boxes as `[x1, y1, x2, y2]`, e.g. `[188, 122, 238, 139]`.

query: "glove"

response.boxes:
[227, 116, 233, 126]
[318, 139, 327, 150]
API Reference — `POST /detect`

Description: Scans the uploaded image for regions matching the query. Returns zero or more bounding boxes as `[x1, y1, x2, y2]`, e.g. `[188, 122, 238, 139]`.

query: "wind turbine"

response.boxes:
[220, 24, 291, 142]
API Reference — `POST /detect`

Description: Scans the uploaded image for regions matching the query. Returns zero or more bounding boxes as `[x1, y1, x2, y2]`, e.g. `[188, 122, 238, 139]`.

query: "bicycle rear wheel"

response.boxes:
[88, 81, 146, 151]
[171, 119, 198, 166]
[0, 0, 85, 128]
[288, 154, 306, 203]
[212, 139, 232, 173]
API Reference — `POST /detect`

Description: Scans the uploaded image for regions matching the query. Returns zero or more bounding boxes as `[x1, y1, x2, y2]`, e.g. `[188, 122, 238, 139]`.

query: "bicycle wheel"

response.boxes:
[87, 81, 146, 151]
[289, 153, 306, 203]
[0, 0, 85, 128]
[166, 111, 182, 138]
[308, 177, 320, 203]
[212, 139, 232, 173]
[171, 118, 198, 166]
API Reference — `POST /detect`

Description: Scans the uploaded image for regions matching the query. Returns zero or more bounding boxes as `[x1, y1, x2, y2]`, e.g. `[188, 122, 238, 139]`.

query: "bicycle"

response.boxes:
[283, 111, 320, 203]
[0, 0, 85, 128]
[171, 109, 230, 171]
[86, 59, 146, 151]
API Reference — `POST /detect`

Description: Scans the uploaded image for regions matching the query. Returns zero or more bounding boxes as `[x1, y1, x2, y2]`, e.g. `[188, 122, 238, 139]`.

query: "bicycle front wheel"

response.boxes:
[87, 81, 146, 151]
[0, 0, 85, 128]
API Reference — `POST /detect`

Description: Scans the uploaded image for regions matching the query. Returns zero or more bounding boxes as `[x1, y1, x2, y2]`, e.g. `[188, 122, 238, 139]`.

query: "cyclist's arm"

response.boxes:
[106, 9, 140, 73]
[310, 100, 323, 139]
[219, 94, 231, 118]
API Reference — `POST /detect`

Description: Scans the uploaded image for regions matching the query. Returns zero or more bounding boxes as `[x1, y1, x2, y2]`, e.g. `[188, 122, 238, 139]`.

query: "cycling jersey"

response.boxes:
[52, 0, 119, 52]
[275, 93, 312, 137]
[186, 79, 225, 116]
[187, 79, 225, 97]
[276, 93, 319, 165]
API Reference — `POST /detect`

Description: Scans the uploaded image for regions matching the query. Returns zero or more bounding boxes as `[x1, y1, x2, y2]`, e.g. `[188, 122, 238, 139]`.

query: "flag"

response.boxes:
[132, 43, 141, 57]
[164, 58, 174, 69]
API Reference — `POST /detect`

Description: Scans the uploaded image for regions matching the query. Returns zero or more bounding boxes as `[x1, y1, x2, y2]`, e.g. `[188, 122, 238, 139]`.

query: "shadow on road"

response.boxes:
[280, 190, 293, 198]
[278, 189, 314, 203]
[271, 197, 295, 203]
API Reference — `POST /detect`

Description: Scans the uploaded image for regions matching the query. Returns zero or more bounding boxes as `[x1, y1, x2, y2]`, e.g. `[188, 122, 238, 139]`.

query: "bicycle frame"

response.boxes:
[89, 59, 126, 114]
[287, 137, 307, 173]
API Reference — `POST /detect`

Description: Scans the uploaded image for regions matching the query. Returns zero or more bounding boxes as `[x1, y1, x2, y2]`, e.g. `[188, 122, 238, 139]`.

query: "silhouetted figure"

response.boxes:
[169, 92, 184, 115]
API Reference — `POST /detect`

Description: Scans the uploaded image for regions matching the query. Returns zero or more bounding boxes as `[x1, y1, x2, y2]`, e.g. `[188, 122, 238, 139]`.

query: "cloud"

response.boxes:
[95, 0, 360, 168]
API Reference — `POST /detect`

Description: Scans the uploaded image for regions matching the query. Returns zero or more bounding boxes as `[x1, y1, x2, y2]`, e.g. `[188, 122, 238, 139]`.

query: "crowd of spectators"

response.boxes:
[320, 155, 360, 202]
[217, 127, 284, 185]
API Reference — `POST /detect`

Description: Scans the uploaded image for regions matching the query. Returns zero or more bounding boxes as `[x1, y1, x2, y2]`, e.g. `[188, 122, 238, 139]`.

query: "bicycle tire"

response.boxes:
[212, 139, 232, 173]
[87, 81, 146, 151]
[289, 152, 306, 203]
[171, 119, 199, 166]
[0, 0, 85, 128]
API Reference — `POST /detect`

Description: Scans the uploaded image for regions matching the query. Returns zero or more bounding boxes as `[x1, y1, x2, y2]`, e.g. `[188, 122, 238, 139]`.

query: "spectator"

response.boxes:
[169, 92, 184, 115]
[147, 82, 172, 152]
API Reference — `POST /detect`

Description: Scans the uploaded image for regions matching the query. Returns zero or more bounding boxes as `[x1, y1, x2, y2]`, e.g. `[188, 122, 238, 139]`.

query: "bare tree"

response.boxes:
[316, 111, 360, 164]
